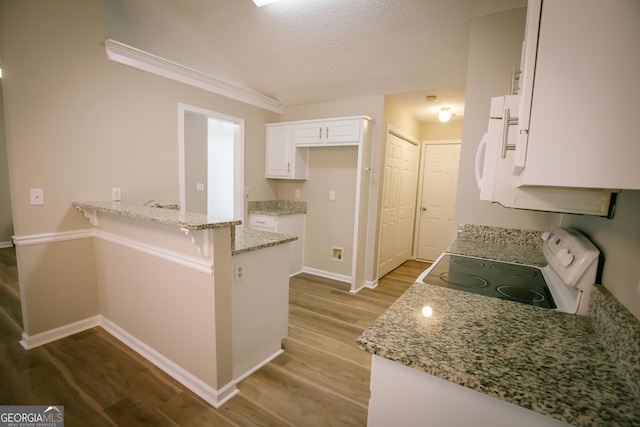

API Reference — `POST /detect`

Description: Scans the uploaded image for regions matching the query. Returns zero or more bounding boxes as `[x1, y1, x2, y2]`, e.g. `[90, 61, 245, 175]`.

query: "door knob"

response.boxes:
[421, 207, 427, 211]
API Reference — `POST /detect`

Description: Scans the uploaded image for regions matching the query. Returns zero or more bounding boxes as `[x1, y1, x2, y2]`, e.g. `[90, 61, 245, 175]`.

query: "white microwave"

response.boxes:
[475, 95, 615, 217]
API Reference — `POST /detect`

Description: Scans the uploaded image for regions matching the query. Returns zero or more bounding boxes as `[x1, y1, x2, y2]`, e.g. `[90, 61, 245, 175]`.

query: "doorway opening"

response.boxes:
[377, 130, 461, 280]
[413, 141, 461, 262]
[178, 104, 244, 221]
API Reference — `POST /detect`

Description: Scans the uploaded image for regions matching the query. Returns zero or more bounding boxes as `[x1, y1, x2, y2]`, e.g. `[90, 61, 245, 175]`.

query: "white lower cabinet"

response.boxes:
[368, 355, 570, 427]
[249, 213, 304, 275]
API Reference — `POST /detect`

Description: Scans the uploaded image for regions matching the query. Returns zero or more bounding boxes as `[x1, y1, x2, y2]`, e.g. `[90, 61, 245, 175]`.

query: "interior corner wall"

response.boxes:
[453, 7, 560, 233]
[0, 81, 13, 246]
[279, 96, 385, 280]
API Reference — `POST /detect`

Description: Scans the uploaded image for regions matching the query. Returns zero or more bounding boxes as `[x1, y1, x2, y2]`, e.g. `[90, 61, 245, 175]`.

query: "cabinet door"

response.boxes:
[516, 0, 640, 190]
[293, 123, 324, 146]
[325, 119, 361, 144]
[265, 126, 294, 178]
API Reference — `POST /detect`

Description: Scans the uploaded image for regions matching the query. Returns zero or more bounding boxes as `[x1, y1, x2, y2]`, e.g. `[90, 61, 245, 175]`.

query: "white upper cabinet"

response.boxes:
[514, 0, 640, 190]
[293, 118, 362, 146]
[265, 125, 308, 179]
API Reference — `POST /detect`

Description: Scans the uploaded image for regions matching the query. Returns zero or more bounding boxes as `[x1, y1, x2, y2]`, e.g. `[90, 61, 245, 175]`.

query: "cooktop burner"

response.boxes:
[420, 254, 556, 309]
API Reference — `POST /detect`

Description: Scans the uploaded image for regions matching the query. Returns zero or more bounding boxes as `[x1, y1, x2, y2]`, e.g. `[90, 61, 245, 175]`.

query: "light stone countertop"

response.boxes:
[357, 224, 640, 426]
[357, 283, 639, 426]
[74, 201, 241, 230]
[74, 202, 297, 255]
[232, 228, 297, 256]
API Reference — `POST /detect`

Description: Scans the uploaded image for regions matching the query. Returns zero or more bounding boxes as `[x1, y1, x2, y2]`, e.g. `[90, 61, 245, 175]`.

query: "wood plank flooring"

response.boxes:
[0, 246, 428, 426]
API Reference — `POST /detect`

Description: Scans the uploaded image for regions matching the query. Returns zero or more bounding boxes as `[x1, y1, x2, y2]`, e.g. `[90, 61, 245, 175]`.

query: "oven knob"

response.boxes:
[556, 248, 575, 266]
[541, 231, 552, 241]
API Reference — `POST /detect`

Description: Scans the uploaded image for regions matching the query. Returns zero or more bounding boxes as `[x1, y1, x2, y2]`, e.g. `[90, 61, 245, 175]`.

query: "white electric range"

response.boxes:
[417, 227, 600, 315]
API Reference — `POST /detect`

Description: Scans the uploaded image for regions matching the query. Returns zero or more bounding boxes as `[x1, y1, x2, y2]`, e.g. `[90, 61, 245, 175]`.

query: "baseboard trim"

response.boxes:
[20, 315, 101, 349]
[100, 316, 238, 408]
[301, 267, 351, 284]
[21, 315, 238, 408]
[0, 241, 13, 249]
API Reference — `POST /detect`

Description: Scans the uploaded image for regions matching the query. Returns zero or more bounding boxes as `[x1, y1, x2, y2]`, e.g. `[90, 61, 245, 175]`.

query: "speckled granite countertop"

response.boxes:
[232, 228, 297, 256]
[247, 200, 306, 216]
[74, 201, 241, 230]
[74, 201, 297, 255]
[357, 224, 640, 426]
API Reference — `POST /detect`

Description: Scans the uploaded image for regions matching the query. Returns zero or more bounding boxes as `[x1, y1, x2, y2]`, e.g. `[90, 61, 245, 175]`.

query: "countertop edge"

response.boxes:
[74, 202, 241, 230]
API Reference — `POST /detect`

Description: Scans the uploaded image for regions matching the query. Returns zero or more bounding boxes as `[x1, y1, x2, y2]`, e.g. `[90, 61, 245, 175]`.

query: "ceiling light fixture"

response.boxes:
[439, 107, 451, 123]
[252, 0, 280, 6]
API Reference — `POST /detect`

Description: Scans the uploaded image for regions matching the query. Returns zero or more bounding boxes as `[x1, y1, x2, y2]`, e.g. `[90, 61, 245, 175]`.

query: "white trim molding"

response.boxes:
[12, 229, 213, 275]
[301, 266, 351, 284]
[21, 315, 238, 408]
[101, 317, 238, 408]
[20, 316, 101, 349]
[105, 39, 283, 114]
[12, 229, 94, 246]
[0, 241, 14, 249]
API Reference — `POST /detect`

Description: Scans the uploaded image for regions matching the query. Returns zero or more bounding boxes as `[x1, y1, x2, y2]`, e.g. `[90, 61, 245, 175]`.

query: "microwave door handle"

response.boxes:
[475, 132, 489, 189]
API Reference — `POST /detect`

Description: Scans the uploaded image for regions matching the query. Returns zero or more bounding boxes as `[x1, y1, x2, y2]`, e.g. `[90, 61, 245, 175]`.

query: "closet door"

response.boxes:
[378, 133, 418, 278]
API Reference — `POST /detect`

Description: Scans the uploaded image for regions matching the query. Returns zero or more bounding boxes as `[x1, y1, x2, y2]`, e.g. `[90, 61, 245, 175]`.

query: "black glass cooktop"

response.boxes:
[420, 254, 556, 309]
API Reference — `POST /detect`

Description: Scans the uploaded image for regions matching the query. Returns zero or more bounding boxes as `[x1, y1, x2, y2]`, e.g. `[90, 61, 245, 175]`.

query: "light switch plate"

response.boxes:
[30, 188, 44, 205]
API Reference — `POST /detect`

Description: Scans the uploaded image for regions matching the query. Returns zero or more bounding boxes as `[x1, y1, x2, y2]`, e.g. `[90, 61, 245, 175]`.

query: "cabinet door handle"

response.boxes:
[501, 108, 518, 159]
[326, 127, 329, 139]
[288, 162, 291, 173]
[318, 127, 322, 139]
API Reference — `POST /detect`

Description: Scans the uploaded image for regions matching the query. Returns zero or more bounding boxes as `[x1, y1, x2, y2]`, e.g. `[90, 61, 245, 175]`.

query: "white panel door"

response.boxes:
[378, 134, 418, 278]
[416, 143, 460, 262]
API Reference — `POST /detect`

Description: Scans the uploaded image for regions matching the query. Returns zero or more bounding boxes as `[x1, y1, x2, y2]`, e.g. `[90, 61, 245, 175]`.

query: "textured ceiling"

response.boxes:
[105, 0, 527, 122]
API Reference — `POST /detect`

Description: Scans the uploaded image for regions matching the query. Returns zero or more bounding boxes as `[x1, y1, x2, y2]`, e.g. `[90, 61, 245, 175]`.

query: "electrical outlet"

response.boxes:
[112, 187, 121, 201]
[244, 187, 250, 198]
[234, 263, 244, 283]
[196, 183, 204, 191]
[329, 190, 336, 201]
[295, 189, 300, 198]
[30, 188, 44, 206]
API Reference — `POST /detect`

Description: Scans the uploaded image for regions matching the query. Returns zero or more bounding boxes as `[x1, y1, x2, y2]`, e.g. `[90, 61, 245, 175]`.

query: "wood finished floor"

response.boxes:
[0, 247, 429, 426]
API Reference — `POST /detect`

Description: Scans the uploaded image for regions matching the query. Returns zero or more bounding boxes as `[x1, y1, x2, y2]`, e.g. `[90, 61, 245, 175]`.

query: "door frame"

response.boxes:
[376, 125, 420, 280]
[178, 103, 245, 223]
[412, 140, 461, 261]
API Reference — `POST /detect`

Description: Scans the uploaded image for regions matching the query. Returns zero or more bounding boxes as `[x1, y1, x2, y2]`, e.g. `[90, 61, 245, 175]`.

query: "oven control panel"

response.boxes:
[542, 227, 599, 287]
